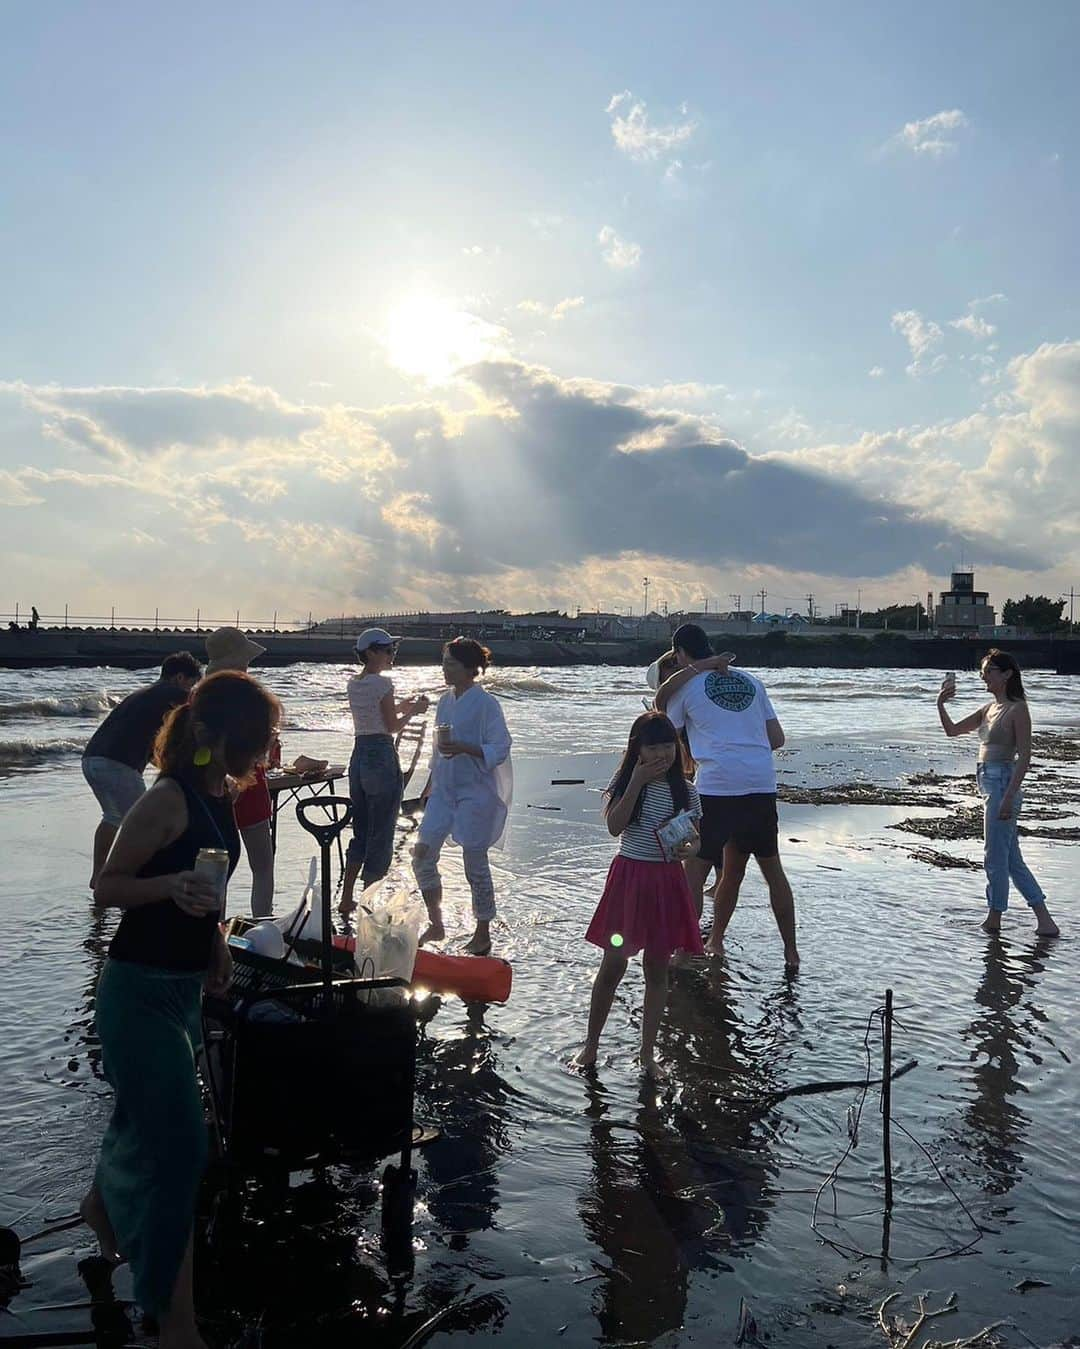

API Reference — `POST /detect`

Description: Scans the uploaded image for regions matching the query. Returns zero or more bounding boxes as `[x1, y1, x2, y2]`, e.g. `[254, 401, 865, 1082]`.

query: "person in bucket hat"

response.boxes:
[204, 626, 266, 674]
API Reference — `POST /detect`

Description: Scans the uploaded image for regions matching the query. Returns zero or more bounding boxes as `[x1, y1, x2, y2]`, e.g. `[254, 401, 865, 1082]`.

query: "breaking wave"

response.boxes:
[483, 676, 560, 695]
[0, 692, 116, 721]
[0, 738, 84, 768]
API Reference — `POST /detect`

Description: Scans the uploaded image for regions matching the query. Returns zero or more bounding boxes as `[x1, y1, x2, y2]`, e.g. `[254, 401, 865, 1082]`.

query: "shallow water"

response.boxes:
[1, 664, 1078, 1347]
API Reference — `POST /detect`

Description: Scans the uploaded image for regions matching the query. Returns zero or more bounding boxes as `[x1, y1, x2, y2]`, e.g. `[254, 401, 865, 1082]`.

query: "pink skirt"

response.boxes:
[585, 855, 704, 961]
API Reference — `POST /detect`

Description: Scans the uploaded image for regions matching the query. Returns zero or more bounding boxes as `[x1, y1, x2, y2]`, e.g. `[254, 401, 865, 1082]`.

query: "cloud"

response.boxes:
[0, 469, 44, 507]
[869, 366, 885, 379]
[606, 91, 696, 162]
[888, 108, 969, 157]
[598, 226, 642, 270]
[10, 345, 1076, 615]
[950, 313, 997, 340]
[551, 296, 585, 320]
[516, 296, 585, 322]
[775, 340, 1080, 570]
[4, 379, 320, 458]
[890, 309, 946, 375]
[393, 358, 1019, 579]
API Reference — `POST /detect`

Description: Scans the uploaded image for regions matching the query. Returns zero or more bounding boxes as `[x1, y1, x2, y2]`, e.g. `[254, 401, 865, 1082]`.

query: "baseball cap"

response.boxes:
[355, 627, 402, 654]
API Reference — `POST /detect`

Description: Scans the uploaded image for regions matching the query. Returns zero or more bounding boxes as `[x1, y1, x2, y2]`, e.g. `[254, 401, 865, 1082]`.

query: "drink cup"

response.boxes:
[436, 723, 453, 752]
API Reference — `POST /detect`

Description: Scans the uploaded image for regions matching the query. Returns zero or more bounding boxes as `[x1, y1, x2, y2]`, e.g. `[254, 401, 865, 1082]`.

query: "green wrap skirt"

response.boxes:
[94, 958, 207, 1317]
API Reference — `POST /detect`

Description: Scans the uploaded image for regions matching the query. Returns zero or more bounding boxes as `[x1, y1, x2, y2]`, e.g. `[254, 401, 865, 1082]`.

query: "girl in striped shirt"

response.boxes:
[574, 712, 703, 1080]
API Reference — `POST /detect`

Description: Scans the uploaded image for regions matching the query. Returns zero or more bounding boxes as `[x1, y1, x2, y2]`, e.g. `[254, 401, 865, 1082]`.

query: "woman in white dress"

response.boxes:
[413, 638, 512, 955]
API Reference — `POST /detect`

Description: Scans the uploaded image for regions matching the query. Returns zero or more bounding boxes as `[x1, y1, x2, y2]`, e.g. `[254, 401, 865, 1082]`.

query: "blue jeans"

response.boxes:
[346, 735, 402, 887]
[977, 762, 1045, 913]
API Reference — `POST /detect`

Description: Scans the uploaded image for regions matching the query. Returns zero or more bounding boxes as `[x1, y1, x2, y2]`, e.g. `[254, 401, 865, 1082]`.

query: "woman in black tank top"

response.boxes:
[81, 672, 281, 1348]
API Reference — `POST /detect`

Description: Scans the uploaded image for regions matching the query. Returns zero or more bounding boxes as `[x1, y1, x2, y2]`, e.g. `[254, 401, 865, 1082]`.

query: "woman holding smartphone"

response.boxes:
[937, 650, 1059, 936]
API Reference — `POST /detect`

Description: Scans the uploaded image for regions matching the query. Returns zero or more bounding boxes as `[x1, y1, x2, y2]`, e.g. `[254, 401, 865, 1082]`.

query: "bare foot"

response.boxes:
[571, 1045, 598, 1072]
[464, 930, 492, 956]
[639, 1055, 668, 1083]
[702, 939, 724, 959]
[338, 899, 356, 918]
[982, 914, 1002, 934]
[784, 947, 800, 972]
[80, 1186, 121, 1264]
[1035, 916, 1060, 937]
[419, 921, 445, 946]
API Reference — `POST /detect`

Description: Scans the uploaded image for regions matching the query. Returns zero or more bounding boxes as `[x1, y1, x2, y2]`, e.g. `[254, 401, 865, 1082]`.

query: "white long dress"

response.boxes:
[420, 685, 513, 850]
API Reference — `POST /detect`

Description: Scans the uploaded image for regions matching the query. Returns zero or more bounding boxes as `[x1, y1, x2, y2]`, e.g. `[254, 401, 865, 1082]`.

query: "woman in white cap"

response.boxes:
[204, 626, 276, 917]
[339, 628, 428, 915]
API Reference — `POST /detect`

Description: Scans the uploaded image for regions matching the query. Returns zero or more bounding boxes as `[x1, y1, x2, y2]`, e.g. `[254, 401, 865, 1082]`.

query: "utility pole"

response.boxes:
[643, 577, 650, 616]
[758, 588, 767, 619]
[805, 593, 814, 623]
[912, 594, 920, 634]
[856, 587, 861, 630]
[730, 592, 742, 617]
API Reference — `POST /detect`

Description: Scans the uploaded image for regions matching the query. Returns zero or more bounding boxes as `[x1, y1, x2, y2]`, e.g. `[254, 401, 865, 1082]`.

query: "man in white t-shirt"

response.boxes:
[656, 623, 799, 969]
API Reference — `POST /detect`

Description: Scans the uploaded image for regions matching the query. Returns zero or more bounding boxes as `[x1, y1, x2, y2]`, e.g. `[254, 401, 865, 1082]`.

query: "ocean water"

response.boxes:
[0, 663, 1077, 1347]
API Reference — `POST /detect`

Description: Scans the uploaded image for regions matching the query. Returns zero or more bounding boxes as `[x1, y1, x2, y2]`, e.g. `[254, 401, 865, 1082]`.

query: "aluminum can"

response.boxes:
[436, 723, 454, 751]
[194, 847, 230, 912]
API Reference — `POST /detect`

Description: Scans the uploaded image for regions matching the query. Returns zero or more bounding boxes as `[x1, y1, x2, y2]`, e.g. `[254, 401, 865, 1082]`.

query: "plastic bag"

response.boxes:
[353, 876, 424, 996]
[270, 857, 320, 957]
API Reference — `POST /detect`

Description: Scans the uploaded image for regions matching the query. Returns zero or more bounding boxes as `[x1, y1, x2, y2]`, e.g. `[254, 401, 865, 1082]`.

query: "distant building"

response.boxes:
[934, 569, 995, 635]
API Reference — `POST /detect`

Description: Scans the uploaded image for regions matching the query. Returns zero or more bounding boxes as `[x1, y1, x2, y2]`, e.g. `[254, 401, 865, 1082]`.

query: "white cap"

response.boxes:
[645, 658, 662, 692]
[355, 627, 402, 654]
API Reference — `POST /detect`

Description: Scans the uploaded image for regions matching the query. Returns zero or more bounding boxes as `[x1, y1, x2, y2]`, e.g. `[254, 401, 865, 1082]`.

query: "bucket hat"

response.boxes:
[205, 625, 267, 674]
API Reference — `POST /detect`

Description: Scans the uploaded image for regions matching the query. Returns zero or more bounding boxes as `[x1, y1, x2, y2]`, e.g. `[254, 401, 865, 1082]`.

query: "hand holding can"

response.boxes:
[192, 847, 230, 915]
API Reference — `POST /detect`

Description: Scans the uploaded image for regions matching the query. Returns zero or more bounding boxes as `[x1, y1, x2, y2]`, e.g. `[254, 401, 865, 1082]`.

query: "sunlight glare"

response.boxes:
[383, 296, 506, 383]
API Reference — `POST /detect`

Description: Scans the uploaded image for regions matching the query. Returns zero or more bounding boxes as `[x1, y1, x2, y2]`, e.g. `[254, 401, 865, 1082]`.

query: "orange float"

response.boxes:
[330, 936, 512, 1002]
[412, 948, 513, 1003]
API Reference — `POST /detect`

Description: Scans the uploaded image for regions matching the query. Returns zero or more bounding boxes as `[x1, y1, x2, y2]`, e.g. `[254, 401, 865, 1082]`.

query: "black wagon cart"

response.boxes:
[200, 797, 427, 1252]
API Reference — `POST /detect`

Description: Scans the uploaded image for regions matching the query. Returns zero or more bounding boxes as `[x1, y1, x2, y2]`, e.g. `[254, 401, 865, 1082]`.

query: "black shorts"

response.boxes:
[698, 793, 779, 862]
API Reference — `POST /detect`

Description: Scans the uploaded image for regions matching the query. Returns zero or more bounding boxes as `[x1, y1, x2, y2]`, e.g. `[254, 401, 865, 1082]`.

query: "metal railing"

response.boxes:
[1, 605, 317, 634]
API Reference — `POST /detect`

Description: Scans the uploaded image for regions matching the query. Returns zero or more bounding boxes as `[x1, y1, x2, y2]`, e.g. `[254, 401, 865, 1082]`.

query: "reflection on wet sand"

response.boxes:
[960, 936, 1058, 1198]
[577, 963, 796, 1343]
[419, 1004, 514, 1251]
[77, 902, 111, 1080]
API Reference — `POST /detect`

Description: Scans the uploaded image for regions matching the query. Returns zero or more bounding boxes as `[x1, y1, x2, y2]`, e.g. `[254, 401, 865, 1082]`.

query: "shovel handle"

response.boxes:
[295, 795, 353, 846]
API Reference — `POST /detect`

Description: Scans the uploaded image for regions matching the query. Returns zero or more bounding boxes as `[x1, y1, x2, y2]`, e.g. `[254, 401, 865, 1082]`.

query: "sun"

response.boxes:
[383, 296, 506, 383]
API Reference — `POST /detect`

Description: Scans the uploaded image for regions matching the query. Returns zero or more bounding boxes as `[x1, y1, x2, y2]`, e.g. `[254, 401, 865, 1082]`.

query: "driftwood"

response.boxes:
[876, 1291, 1006, 1349]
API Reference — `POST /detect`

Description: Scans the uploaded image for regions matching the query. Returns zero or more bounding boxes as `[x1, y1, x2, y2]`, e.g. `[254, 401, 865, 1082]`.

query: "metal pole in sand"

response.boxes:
[882, 988, 894, 1211]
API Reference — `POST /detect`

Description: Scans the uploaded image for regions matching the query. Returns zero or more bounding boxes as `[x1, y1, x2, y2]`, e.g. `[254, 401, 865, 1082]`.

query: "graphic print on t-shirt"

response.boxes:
[704, 670, 756, 713]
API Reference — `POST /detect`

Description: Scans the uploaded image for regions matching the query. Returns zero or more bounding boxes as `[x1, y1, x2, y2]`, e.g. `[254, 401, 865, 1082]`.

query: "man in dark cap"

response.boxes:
[655, 623, 799, 969]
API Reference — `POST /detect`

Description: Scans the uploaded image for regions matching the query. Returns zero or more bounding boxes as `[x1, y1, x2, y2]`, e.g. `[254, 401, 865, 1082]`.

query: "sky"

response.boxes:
[2, 1, 1079, 625]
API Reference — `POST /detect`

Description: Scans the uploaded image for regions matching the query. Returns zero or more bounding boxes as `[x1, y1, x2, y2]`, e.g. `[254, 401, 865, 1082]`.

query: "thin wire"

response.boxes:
[809, 1002, 984, 1264]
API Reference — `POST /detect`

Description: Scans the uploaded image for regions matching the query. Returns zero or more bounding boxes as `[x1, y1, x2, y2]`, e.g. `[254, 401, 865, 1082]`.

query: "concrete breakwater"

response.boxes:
[1, 626, 1077, 672]
[0, 627, 659, 670]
